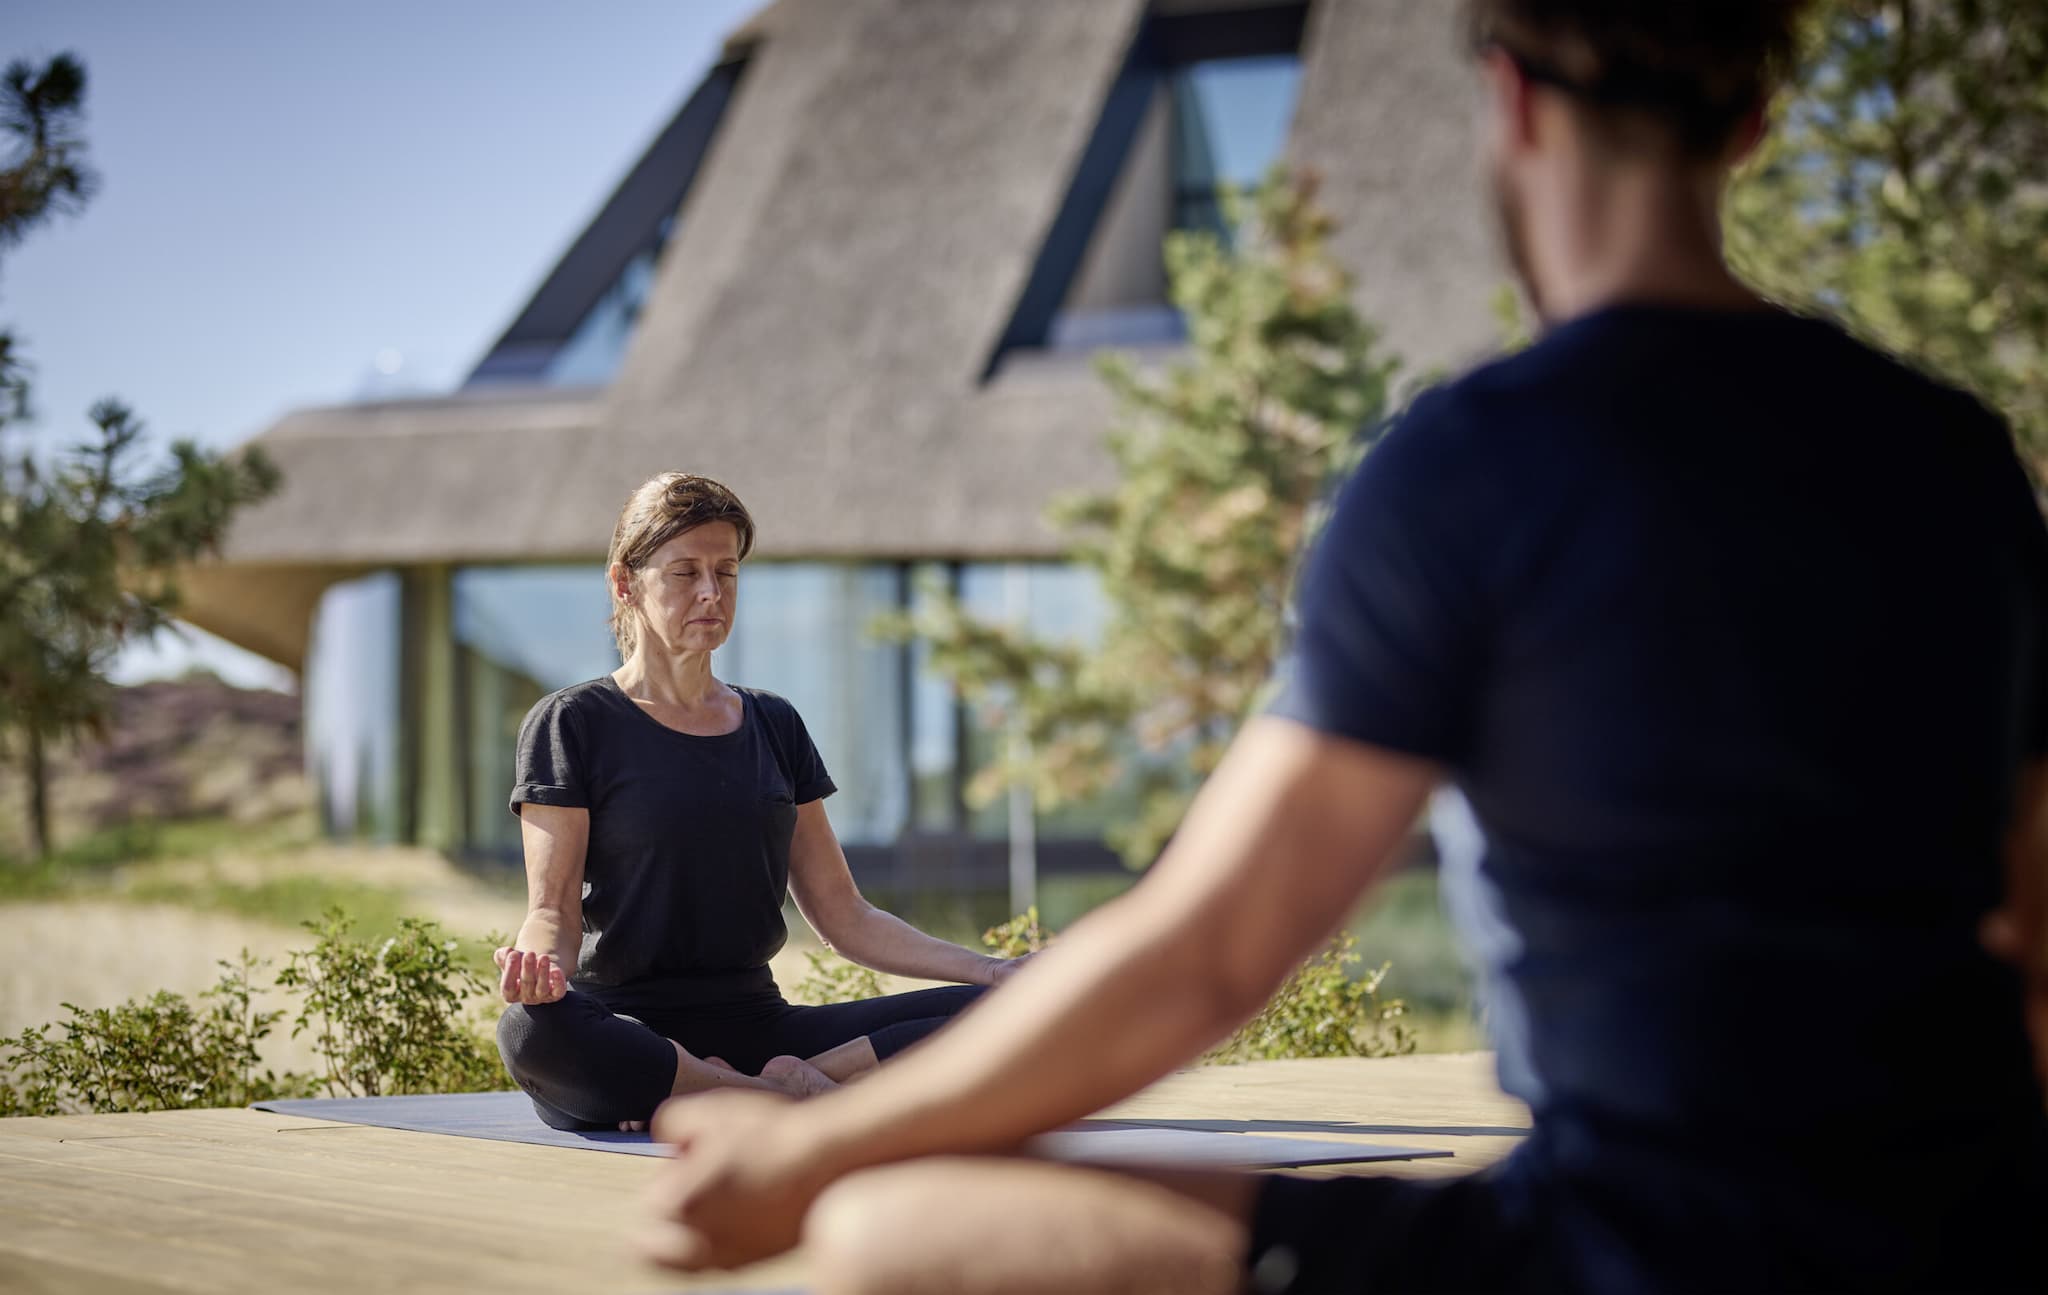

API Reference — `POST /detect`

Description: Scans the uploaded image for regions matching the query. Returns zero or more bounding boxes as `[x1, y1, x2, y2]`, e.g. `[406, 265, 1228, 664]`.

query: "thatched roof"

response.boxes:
[193, 0, 1504, 667]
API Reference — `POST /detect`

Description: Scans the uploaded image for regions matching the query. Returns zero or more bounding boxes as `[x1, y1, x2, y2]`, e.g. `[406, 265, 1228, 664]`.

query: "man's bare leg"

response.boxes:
[805, 1158, 1258, 1295]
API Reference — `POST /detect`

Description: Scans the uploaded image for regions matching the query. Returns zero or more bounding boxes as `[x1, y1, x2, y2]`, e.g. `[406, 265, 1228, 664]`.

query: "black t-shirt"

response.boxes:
[1271, 303, 2048, 1145]
[509, 676, 836, 987]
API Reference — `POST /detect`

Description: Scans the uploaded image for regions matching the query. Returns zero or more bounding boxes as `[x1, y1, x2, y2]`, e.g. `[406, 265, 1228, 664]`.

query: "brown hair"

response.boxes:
[1466, 0, 1811, 158]
[605, 472, 756, 660]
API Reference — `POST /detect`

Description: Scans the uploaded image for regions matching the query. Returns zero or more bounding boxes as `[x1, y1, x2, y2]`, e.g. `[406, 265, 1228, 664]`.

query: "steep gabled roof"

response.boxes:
[194, 0, 1504, 668]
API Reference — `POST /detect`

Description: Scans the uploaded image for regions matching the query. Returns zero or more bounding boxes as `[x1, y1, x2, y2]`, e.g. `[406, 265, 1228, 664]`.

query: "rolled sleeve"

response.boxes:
[509, 694, 590, 817]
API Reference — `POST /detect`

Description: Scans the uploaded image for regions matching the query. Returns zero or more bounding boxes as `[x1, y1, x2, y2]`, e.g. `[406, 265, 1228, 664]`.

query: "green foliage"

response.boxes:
[0, 54, 282, 860]
[1726, 0, 2048, 465]
[1490, 284, 1533, 354]
[980, 905, 1057, 958]
[0, 54, 94, 248]
[0, 951, 314, 1117]
[0, 912, 510, 1117]
[972, 909, 1415, 1065]
[882, 171, 1400, 866]
[789, 947, 885, 1006]
[1205, 931, 1416, 1065]
[274, 910, 504, 1098]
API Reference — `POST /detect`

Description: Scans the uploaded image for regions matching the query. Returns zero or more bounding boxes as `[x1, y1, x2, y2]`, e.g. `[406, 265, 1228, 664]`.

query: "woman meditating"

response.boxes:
[494, 471, 1020, 1131]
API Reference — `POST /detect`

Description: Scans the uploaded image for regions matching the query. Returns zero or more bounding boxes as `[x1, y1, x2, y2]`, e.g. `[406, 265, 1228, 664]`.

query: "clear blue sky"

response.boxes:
[5, 0, 761, 690]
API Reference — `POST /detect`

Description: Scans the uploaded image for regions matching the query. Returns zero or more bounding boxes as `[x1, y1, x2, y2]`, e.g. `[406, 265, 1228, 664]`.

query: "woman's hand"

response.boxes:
[984, 951, 1036, 987]
[493, 947, 569, 1005]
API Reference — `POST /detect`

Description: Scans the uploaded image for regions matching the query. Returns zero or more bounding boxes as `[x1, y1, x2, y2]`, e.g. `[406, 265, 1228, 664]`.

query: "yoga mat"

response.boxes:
[254, 1091, 1450, 1169]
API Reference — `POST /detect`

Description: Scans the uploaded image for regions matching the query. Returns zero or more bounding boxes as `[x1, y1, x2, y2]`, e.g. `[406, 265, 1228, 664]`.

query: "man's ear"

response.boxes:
[1727, 102, 1770, 167]
[1480, 46, 1538, 154]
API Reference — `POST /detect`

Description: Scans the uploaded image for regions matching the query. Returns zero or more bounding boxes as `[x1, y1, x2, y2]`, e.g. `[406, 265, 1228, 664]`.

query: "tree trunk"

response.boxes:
[25, 723, 50, 862]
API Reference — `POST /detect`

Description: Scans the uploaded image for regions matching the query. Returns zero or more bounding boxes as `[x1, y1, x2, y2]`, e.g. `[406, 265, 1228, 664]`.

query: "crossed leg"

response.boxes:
[804, 1158, 1260, 1295]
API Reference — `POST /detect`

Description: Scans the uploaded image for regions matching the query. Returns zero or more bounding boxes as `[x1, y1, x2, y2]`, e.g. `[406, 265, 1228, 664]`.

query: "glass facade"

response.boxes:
[453, 566, 620, 854]
[1171, 54, 1304, 239]
[542, 215, 674, 387]
[304, 571, 403, 841]
[331, 559, 1133, 872]
[713, 563, 910, 845]
[957, 563, 1119, 840]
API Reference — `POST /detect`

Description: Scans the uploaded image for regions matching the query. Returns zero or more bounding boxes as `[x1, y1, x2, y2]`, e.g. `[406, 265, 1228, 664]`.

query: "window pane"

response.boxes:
[543, 215, 676, 387]
[909, 564, 960, 832]
[958, 563, 1116, 841]
[1171, 54, 1302, 237]
[452, 566, 619, 855]
[714, 564, 909, 846]
[304, 571, 402, 841]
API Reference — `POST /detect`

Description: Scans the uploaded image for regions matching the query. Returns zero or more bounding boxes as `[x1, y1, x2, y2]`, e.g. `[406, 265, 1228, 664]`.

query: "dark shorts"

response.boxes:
[1245, 1166, 1540, 1294]
[1242, 1126, 2048, 1294]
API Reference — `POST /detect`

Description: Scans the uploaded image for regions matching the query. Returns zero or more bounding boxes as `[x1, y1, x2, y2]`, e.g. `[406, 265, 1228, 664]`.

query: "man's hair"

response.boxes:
[1466, 0, 1812, 158]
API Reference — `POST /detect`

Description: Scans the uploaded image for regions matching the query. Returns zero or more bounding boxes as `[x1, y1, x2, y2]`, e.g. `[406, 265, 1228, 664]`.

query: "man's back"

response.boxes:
[1281, 301, 2048, 1285]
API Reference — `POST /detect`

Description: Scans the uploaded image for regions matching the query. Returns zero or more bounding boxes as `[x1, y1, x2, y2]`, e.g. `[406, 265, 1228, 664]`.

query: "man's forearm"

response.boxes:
[798, 888, 1251, 1177]
[779, 722, 1438, 1184]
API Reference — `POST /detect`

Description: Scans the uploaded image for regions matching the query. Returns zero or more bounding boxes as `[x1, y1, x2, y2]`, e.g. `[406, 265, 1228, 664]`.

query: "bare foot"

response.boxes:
[625, 1057, 744, 1128]
[760, 1054, 839, 1098]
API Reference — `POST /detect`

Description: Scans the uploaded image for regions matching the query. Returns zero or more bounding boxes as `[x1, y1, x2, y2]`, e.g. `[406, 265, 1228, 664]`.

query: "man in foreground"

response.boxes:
[641, 2, 2048, 1289]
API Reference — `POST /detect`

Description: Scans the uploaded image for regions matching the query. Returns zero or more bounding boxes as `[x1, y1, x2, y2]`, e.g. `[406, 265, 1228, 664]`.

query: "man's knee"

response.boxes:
[809, 1166, 946, 1295]
[807, 1160, 1247, 1295]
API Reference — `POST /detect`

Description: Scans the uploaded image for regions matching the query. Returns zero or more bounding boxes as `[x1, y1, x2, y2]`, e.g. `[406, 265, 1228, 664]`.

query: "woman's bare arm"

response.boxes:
[786, 801, 1008, 987]
[496, 802, 589, 1003]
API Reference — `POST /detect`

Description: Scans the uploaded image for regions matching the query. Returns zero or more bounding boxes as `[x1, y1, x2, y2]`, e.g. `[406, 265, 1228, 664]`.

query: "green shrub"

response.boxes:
[274, 910, 506, 1097]
[980, 906, 1057, 958]
[977, 910, 1415, 1064]
[0, 909, 509, 1117]
[1205, 930, 1415, 1064]
[789, 947, 885, 1005]
[0, 951, 315, 1117]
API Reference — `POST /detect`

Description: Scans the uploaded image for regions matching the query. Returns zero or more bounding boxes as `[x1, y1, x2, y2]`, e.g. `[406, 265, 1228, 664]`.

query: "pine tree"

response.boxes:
[0, 56, 280, 860]
[890, 171, 1398, 866]
[1726, 0, 2048, 466]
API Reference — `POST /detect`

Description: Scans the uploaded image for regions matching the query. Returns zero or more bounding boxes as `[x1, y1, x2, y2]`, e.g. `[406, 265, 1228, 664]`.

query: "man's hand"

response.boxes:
[492, 947, 568, 1005]
[638, 1090, 832, 1272]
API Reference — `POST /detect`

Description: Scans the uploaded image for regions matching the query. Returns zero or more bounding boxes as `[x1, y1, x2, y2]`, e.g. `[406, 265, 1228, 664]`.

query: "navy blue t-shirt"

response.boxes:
[1273, 302, 2048, 1153]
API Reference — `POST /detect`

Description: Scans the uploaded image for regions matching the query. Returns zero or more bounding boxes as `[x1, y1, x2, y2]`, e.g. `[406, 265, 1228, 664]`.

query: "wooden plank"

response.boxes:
[0, 1053, 1523, 1292]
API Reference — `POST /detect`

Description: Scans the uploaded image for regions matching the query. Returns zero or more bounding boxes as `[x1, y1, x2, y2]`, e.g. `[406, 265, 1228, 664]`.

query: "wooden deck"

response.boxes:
[0, 1052, 1528, 1294]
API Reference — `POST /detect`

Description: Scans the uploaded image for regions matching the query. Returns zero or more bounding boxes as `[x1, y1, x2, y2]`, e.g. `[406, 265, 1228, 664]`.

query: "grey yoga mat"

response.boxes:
[253, 1091, 1450, 1169]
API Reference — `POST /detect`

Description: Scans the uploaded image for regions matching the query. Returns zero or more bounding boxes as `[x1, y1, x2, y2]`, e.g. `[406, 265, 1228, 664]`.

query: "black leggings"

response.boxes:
[495, 972, 984, 1129]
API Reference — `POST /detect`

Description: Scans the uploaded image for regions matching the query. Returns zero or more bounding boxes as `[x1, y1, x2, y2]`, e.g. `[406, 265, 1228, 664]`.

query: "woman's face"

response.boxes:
[617, 522, 741, 658]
